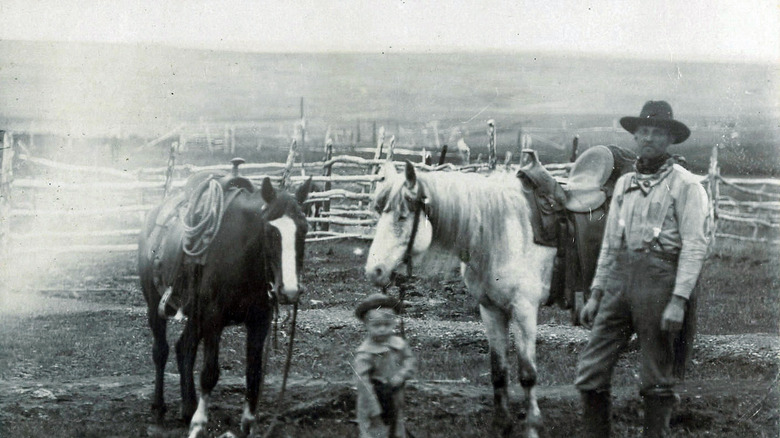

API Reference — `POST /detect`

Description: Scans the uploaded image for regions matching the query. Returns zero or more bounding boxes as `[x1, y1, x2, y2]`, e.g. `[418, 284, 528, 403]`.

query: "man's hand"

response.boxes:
[661, 295, 687, 333]
[580, 288, 604, 329]
[389, 374, 404, 388]
[370, 414, 384, 428]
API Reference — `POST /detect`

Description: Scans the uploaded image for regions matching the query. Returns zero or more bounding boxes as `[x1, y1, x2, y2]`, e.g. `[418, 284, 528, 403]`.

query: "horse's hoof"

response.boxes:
[151, 403, 167, 424]
[492, 416, 513, 437]
[240, 417, 255, 435]
[187, 424, 207, 438]
[146, 424, 167, 438]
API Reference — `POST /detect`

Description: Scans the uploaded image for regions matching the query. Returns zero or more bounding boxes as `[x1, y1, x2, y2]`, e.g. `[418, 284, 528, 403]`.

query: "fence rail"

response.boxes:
[0, 123, 778, 258]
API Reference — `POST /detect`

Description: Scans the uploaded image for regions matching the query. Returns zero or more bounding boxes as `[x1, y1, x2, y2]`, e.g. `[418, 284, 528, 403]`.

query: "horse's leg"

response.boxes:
[479, 303, 513, 437]
[148, 310, 169, 424]
[176, 318, 199, 423]
[242, 311, 272, 435]
[187, 327, 222, 438]
[510, 297, 543, 438]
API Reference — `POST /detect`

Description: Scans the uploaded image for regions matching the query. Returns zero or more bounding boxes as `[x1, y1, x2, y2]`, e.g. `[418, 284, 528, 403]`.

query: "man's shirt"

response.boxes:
[591, 159, 711, 300]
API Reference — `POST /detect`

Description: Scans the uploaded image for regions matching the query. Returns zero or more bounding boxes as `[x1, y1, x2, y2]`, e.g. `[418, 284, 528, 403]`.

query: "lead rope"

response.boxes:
[260, 301, 298, 438]
[397, 195, 425, 338]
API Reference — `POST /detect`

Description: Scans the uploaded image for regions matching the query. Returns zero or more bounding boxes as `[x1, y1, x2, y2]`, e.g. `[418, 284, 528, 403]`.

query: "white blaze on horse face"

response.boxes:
[269, 216, 300, 302]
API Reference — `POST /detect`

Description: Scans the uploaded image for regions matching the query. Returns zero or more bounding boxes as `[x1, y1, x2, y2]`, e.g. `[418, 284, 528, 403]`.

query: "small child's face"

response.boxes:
[365, 309, 397, 342]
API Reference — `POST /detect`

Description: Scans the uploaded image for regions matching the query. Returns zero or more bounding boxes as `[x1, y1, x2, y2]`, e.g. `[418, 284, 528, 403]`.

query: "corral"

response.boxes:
[0, 109, 778, 437]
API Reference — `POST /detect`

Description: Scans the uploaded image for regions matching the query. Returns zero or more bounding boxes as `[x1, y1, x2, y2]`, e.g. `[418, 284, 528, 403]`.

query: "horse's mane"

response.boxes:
[422, 170, 531, 255]
[376, 169, 533, 271]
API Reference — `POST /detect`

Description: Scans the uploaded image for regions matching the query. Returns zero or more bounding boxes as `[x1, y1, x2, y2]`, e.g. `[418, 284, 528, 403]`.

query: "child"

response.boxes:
[354, 293, 416, 438]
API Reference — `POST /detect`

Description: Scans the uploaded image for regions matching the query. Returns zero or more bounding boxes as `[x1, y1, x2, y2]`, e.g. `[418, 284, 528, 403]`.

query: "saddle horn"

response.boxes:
[230, 157, 246, 177]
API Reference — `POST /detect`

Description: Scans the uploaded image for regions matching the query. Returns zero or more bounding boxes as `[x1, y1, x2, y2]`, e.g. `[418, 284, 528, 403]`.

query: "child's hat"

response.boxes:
[355, 293, 400, 321]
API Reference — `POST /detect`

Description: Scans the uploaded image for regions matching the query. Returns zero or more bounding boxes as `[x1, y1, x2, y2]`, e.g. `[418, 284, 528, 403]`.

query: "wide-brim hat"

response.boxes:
[619, 100, 690, 144]
[355, 293, 400, 321]
[564, 145, 614, 212]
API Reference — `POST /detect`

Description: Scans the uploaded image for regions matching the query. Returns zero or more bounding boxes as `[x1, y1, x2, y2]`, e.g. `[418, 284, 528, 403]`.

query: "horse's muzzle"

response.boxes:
[365, 264, 392, 288]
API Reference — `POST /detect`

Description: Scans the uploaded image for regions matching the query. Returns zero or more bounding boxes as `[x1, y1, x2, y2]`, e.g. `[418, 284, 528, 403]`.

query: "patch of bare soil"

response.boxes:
[0, 240, 778, 437]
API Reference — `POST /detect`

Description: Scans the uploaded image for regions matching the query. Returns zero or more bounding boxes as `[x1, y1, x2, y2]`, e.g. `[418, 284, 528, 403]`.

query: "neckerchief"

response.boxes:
[636, 153, 672, 174]
[627, 158, 675, 196]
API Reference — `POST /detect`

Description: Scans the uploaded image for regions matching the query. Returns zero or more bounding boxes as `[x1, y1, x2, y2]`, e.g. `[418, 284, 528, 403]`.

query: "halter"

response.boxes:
[401, 187, 429, 277]
[383, 185, 428, 339]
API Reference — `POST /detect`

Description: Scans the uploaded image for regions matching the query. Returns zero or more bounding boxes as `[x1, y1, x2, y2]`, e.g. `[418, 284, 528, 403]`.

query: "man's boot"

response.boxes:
[642, 394, 676, 437]
[580, 390, 611, 438]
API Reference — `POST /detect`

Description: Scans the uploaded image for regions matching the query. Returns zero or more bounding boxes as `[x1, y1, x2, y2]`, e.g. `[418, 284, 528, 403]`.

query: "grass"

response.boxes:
[697, 240, 779, 335]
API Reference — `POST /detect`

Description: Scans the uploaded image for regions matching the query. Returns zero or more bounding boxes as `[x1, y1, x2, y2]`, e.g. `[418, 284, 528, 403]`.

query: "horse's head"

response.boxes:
[365, 161, 433, 287]
[259, 177, 311, 304]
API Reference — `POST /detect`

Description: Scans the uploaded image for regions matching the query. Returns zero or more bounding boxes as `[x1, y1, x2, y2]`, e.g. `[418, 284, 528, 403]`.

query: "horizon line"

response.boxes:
[3, 38, 778, 66]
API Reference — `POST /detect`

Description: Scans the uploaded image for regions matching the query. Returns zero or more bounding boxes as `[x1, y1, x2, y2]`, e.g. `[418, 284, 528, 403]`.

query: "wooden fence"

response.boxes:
[0, 123, 778, 261]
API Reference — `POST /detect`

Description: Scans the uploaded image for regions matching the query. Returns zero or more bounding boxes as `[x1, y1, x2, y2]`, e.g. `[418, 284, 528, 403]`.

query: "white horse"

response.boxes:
[365, 161, 556, 438]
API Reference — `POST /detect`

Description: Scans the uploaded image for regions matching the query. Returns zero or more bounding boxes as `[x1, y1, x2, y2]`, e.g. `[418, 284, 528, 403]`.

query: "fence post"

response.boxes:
[300, 97, 306, 174]
[487, 119, 497, 170]
[0, 131, 15, 282]
[280, 139, 298, 189]
[708, 144, 720, 243]
[516, 127, 524, 158]
[372, 122, 377, 151]
[321, 136, 334, 232]
[230, 125, 236, 155]
[163, 142, 177, 199]
[570, 135, 579, 162]
[430, 120, 441, 150]
[438, 144, 448, 166]
[387, 136, 396, 163]
[371, 126, 386, 174]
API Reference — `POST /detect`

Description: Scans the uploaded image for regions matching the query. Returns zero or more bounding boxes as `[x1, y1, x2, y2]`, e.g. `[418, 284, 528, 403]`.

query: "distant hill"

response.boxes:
[0, 40, 778, 175]
[1, 40, 777, 133]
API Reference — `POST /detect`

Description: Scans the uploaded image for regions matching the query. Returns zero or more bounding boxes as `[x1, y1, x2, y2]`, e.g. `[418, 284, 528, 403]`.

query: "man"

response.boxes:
[575, 101, 711, 437]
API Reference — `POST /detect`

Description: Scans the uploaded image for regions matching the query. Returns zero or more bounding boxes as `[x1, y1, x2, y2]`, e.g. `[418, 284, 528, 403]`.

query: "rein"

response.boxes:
[392, 189, 428, 337]
[402, 190, 428, 277]
[261, 301, 298, 438]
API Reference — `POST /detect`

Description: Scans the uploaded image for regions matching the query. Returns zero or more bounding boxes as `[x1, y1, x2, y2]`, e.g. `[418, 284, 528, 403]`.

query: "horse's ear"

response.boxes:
[381, 161, 397, 179]
[261, 177, 276, 203]
[404, 160, 417, 188]
[296, 177, 312, 204]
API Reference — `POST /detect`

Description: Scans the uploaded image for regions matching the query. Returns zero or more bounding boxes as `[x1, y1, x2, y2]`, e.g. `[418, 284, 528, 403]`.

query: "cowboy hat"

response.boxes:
[564, 145, 614, 212]
[355, 293, 401, 321]
[619, 100, 691, 144]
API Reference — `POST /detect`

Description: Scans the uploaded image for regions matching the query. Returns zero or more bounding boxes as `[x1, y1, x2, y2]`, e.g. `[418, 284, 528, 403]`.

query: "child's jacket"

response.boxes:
[354, 335, 415, 438]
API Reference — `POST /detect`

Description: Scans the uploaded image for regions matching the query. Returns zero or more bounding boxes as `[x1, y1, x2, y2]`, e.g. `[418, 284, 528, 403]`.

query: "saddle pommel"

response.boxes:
[219, 158, 254, 192]
[230, 157, 246, 177]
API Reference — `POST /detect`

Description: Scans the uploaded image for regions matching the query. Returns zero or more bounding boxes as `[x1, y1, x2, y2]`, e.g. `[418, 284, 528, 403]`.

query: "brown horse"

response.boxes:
[138, 176, 311, 437]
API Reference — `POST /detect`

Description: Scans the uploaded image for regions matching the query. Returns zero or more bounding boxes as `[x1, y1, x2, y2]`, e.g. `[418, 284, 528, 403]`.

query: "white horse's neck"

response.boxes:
[419, 171, 533, 265]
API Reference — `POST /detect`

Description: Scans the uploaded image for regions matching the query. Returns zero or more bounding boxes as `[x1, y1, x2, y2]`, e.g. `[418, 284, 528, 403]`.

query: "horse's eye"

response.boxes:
[397, 214, 408, 222]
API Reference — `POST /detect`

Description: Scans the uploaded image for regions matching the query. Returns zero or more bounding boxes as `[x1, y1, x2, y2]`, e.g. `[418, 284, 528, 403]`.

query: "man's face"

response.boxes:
[634, 125, 673, 160]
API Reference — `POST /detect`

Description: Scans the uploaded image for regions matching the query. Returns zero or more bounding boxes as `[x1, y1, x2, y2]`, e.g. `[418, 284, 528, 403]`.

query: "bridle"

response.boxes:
[388, 186, 428, 338]
[401, 186, 429, 278]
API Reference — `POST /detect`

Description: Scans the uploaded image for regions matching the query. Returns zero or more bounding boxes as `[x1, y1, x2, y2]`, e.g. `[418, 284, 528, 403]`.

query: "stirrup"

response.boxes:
[157, 287, 177, 319]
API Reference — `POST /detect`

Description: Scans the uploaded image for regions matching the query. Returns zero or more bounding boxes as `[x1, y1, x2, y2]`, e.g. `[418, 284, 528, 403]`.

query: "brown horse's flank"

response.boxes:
[138, 177, 310, 437]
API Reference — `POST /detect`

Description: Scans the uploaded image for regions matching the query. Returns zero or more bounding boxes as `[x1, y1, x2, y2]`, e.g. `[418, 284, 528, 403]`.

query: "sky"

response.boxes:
[0, 0, 778, 63]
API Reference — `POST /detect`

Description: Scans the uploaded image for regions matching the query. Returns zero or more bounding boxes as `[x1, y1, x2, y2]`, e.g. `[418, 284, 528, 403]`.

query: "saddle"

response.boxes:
[517, 146, 635, 315]
[149, 158, 255, 318]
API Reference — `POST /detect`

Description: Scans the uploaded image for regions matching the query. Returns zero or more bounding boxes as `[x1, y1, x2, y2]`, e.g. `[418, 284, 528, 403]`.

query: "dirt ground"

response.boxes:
[0, 239, 778, 437]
